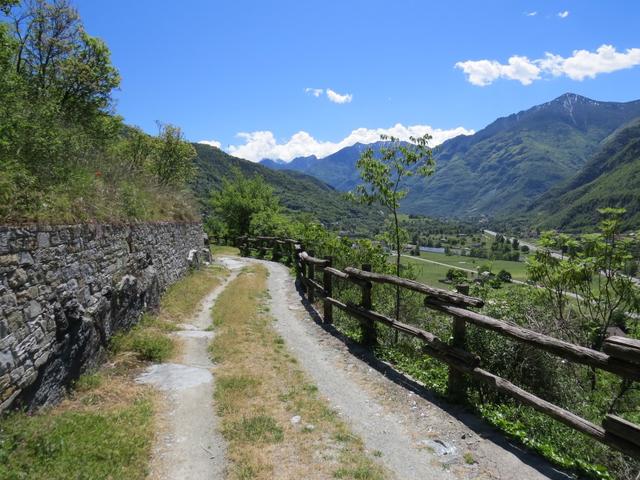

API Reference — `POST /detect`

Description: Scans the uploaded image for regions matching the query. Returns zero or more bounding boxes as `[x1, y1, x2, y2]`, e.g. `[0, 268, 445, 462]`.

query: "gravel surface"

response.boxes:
[247, 257, 573, 480]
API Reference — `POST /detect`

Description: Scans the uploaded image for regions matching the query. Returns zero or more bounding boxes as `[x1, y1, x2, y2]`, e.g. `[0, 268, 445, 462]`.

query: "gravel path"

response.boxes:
[137, 261, 244, 480]
[244, 257, 573, 480]
[137, 255, 574, 479]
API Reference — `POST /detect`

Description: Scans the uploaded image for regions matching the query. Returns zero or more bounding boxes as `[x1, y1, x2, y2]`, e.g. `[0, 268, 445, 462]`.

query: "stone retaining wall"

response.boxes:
[0, 222, 209, 411]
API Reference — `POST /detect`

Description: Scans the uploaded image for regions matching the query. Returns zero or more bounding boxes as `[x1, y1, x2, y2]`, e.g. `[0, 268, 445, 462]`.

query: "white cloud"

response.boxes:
[198, 139, 222, 148]
[305, 87, 324, 97]
[541, 45, 640, 80]
[225, 124, 474, 162]
[456, 44, 640, 86]
[455, 55, 540, 86]
[525, 11, 537, 16]
[558, 10, 569, 18]
[326, 89, 353, 104]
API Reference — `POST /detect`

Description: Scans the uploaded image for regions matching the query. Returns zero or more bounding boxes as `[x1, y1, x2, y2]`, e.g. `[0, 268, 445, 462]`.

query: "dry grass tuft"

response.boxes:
[111, 265, 228, 361]
[211, 245, 241, 257]
[210, 265, 387, 480]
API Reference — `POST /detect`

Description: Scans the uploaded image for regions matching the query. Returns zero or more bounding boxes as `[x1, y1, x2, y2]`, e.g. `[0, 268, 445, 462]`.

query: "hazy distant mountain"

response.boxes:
[527, 117, 640, 231]
[260, 143, 374, 191]
[261, 155, 318, 172]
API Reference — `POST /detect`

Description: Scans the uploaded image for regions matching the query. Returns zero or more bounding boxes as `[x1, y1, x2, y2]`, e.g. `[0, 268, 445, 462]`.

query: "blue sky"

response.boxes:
[75, 0, 640, 161]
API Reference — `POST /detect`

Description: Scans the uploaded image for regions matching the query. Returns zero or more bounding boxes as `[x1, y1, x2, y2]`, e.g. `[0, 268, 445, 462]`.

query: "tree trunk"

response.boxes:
[394, 209, 401, 343]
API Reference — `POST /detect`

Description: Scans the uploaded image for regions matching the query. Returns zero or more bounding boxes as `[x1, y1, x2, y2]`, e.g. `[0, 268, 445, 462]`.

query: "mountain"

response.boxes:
[261, 155, 319, 172]
[260, 143, 373, 191]
[526, 118, 640, 231]
[259, 94, 640, 219]
[404, 93, 640, 217]
[190, 143, 384, 235]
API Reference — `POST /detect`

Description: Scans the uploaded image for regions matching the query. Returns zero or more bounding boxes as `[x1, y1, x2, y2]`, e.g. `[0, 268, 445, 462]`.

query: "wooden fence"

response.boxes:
[234, 235, 640, 460]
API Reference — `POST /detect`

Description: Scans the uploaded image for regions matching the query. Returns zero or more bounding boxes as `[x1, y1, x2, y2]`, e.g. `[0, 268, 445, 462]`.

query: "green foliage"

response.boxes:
[192, 142, 384, 236]
[446, 268, 467, 284]
[496, 269, 512, 283]
[0, 1, 197, 223]
[110, 323, 174, 362]
[148, 123, 196, 186]
[350, 134, 434, 321]
[528, 208, 639, 350]
[209, 167, 282, 237]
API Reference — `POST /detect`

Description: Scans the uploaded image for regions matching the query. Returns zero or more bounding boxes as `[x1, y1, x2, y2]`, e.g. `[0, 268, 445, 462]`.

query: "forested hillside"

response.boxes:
[192, 143, 384, 235]
[528, 118, 640, 231]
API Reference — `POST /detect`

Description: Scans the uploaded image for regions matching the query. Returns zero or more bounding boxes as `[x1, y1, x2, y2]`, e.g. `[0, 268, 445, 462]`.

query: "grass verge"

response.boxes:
[211, 245, 241, 256]
[111, 265, 227, 360]
[210, 265, 387, 480]
[0, 370, 153, 480]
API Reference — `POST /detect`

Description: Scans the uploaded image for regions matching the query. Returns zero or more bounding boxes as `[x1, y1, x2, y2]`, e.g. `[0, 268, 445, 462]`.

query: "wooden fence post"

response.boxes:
[360, 264, 376, 346]
[286, 241, 294, 266]
[307, 250, 316, 303]
[294, 244, 302, 278]
[272, 240, 281, 262]
[448, 284, 469, 402]
[323, 256, 333, 324]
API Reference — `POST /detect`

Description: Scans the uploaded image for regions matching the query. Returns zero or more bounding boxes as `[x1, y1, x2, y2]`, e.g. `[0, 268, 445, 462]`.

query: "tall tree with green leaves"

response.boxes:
[209, 168, 281, 238]
[350, 134, 434, 322]
[528, 208, 640, 350]
[150, 123, 196, 186]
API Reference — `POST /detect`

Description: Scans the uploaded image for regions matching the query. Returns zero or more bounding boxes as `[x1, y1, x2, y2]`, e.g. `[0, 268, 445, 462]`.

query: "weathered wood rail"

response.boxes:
[235, 235, 640, 460]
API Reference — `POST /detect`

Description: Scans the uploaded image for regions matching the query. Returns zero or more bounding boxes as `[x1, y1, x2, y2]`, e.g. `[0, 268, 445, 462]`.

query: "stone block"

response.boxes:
[37, 232, 50, 248]
[0, 254, 18, 266]
[26, 300, 43, 320]
[18, 252, 34, 266]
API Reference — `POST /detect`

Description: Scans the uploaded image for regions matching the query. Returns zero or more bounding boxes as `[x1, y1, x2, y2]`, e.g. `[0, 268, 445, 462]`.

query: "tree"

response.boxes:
[149, 123, 196, 186]
[497, 269, 512, 283]
[446, 268, 467, 284]
[528, 208, 640, 350]
[349, 134, 434, 323]
[1, 0, 121, 179]
[209, 168, 281, 237]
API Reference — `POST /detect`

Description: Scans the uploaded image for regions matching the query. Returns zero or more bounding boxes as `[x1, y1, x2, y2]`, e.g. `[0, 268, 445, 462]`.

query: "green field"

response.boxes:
[399, 251, 530, 287]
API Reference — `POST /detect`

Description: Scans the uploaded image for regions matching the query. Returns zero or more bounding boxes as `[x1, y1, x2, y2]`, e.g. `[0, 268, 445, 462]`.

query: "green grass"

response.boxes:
[227, 415, 284, 444]
[399, 250, 530, 288]
[421, 250, 529, 279]
[211, 245, 241, 256]
[110, 326, 174, 362]
[0, 394, 153, 480]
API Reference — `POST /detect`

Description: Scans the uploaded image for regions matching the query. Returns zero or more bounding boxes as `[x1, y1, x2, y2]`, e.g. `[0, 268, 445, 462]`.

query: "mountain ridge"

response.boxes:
[258, 93, 640, 220]
[190, 143, 383, 235]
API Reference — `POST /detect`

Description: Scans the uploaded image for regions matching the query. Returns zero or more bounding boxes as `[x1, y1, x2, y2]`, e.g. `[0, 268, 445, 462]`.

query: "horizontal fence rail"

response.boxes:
[235, 235, 640, 460]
